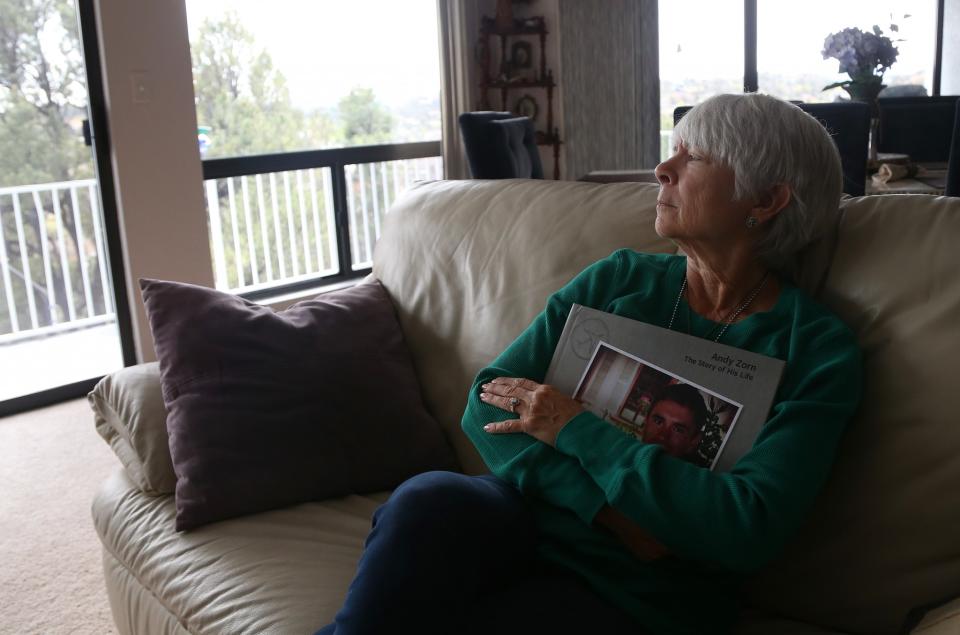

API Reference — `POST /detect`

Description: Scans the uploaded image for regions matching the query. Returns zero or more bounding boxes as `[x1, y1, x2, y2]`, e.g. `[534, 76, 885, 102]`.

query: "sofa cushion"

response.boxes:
[89, 362, 176, 495]
[93, 468, 387, 634]
[139, 277, 458, 530]
[372, 179, 677, 473]
[744, 193, 960, 634]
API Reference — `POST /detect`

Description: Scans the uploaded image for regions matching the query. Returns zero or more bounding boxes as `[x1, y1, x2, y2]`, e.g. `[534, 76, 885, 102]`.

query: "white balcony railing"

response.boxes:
[204, 169, 339, 294]
[202, 152, 443, 294]
[0, 179, 115, 345]
[346, 157, 443, 270]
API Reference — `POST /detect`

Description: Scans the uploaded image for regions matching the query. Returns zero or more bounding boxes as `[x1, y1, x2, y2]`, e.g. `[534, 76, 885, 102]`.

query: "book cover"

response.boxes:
[544, 304, 785, 471]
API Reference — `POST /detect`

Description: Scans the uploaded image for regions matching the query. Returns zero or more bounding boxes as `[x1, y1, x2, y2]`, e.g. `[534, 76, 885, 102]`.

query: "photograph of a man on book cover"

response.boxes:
[574, 342, 742, 470]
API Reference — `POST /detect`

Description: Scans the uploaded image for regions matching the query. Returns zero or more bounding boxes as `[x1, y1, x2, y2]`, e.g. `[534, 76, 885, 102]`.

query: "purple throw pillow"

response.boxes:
[139, 278, 458, 531]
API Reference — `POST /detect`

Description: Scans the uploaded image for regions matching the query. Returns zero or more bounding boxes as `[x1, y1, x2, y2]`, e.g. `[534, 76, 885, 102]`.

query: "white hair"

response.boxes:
[672, 93, 843, 267]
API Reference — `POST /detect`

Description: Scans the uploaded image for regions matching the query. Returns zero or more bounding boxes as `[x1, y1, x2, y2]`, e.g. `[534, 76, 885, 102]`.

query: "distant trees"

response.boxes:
[338, 87, 394, 146]
[190, 12, 395, 158]
[0, 0, 90, 184]
[190, 12, 314, 158]
[0, 0, 100, 332]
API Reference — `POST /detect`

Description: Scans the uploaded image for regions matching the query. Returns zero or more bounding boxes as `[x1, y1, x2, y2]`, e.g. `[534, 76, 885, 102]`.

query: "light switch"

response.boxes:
[130, 72, 150, 104]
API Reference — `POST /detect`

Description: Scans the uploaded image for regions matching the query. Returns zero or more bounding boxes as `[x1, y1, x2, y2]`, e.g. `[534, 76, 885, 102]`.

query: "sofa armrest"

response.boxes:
[910, 596, 960, 634]
[88, 362, 176, 495]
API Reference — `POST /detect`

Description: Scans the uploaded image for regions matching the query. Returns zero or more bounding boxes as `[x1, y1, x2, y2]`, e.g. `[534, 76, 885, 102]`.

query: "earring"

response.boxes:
[746, 216, 758, 228]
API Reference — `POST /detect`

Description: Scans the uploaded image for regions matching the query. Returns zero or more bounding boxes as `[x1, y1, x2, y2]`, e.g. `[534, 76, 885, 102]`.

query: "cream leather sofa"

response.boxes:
[90, 179, 960, 635]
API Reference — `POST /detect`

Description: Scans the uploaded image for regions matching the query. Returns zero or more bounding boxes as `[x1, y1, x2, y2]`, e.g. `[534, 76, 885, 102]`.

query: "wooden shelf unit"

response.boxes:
[477, 15, 562, 179]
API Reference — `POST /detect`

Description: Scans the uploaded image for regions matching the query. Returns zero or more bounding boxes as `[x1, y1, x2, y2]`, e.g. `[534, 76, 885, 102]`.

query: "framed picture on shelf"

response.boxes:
[514, 94, 538, 123]
[505, 40, 534, 81]
[510, 41, 532, 69]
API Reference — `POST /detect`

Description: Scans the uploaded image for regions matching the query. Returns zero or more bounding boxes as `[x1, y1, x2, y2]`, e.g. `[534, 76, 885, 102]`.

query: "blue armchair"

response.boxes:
[458, 112, 544, 179]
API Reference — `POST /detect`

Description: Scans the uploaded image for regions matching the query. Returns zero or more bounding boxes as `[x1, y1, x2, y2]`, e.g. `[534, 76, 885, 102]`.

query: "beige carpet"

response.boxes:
[0, 397, 119, 635]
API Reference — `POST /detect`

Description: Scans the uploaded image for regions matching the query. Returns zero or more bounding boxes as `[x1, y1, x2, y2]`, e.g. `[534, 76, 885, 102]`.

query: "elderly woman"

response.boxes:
[316, 93, 862, 635]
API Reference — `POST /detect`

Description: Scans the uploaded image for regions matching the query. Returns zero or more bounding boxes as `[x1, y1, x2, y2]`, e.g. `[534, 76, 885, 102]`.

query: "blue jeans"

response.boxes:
[315, 471, 642, 635]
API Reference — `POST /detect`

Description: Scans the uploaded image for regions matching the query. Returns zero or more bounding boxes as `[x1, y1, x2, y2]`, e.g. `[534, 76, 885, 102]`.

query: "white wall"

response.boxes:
[94, 0, 213, 362]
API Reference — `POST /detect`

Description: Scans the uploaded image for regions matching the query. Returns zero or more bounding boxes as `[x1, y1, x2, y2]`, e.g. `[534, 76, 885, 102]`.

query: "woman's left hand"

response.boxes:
[479, 377, 584, 447]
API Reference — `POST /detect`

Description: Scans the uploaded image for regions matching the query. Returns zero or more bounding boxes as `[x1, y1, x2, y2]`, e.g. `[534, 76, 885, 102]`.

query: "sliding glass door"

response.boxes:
[0, 0, 132, 410]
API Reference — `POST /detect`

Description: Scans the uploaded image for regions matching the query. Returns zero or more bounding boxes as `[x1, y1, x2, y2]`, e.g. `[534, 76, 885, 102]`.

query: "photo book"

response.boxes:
[544, 305, 785, 471]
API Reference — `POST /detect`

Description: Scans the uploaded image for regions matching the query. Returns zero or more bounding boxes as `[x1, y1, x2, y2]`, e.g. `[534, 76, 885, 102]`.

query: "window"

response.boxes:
[658, 1, 944, 161]
[185, 1, 443, 296]
[758, 1, 938, 103]
[658, 1, 744, 159]
[186, 1, 441, 158]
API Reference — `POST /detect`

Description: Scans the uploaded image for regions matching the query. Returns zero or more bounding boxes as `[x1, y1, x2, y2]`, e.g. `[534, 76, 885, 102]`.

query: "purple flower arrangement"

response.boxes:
[821, 25, 899, 92]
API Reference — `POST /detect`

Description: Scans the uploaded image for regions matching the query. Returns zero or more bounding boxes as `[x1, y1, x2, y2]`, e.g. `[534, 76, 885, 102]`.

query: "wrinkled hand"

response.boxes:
[594, 505, 671, 561]
[479, 377, 584, 447]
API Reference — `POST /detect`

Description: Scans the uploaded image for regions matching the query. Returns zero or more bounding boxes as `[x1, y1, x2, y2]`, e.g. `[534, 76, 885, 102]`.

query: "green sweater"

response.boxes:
[461, 250, 862, 635]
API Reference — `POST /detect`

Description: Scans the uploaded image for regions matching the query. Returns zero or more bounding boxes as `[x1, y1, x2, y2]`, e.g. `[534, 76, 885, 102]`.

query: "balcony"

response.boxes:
[0, 179, 122, 401]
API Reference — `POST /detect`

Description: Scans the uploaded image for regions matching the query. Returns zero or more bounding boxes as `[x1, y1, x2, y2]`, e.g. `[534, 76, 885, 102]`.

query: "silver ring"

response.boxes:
[509, 397, 520, 413]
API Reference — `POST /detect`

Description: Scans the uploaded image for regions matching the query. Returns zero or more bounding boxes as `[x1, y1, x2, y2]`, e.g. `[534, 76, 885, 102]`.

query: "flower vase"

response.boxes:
[843, 81, 884, 163]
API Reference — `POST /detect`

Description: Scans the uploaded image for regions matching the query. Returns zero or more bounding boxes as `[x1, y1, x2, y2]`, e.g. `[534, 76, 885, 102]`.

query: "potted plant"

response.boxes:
[821, 24, 902, 161]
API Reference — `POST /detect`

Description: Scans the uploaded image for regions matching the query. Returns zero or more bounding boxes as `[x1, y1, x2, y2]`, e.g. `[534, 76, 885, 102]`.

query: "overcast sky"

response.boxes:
[184, 1, 937, 111]
[185, 0, 442, 110]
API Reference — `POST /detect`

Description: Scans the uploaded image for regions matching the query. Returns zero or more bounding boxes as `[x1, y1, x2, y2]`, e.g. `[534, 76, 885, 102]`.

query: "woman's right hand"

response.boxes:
[594, 505, 671, 561]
